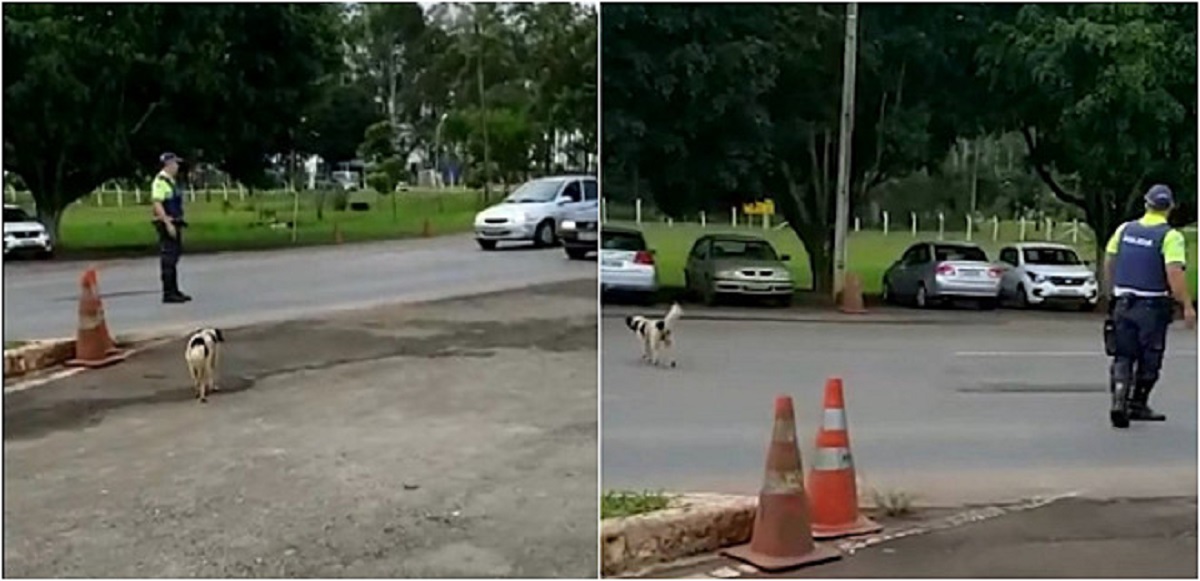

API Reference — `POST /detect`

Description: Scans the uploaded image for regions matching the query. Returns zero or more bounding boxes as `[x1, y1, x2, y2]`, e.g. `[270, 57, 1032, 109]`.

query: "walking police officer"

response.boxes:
[1105, 184, 1195, 428]
[151, 152, 192, 304]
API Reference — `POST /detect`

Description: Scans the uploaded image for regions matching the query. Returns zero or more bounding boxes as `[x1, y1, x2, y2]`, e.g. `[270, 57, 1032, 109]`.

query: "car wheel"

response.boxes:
[915, 284, 929, 309]
[1016, 284, 1030, 309]
[565, 247, 588, 260]
[533, 220, 556, 248]
[477, 239, 498, 251]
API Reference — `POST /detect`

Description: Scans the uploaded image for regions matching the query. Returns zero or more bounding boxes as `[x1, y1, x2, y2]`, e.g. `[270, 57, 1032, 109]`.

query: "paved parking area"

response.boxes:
[4, 280, 598, 578]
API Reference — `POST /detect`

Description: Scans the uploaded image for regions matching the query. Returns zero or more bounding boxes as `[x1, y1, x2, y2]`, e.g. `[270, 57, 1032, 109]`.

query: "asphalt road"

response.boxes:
[602, 311, 1197, 505]
[3, 235, 594, 341]
[4, 280, 597, 578]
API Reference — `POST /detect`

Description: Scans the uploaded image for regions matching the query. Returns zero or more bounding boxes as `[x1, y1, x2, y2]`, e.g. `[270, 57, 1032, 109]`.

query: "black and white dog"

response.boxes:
[185, 328, 225, 403]
[625, 303, 683, 367]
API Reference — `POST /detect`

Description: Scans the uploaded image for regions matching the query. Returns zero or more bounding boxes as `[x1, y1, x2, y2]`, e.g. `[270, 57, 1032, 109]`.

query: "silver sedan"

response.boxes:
[882, 241, 1003, 309]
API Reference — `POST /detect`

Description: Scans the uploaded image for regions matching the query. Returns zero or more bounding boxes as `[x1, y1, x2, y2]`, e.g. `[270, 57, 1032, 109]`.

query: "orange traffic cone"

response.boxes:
[807, 377, 881, 539]
[65, 268, 126, 368]
[721, 396, 841, 572]
[840, 273, 867, 314]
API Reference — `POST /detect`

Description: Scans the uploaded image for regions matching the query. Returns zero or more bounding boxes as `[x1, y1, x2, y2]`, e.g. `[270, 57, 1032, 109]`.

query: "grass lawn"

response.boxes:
[10, 188, 489, 257]
[614, 220, 1199, 297]
[601, 490, 673, 519]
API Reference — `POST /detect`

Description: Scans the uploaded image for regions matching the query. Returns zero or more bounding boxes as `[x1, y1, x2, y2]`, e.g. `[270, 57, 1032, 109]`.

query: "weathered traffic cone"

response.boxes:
[807, 377, 881, 539]
[721, 396, 841, 572]
[65, 267, 126, 368]
[839, 272, 867, 314]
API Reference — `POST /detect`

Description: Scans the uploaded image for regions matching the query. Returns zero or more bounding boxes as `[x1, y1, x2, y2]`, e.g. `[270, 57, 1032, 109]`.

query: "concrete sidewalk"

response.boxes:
[651, 497, 1197, 579]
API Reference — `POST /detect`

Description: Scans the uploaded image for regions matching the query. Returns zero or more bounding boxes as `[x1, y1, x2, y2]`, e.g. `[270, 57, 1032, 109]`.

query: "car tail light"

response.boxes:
[935, 263, 956, 276]
[633, 251, 655, 265]
[987, 267, 1003, 279]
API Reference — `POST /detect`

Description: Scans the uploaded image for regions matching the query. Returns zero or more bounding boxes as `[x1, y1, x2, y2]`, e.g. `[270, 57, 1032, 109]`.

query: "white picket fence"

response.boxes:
[602, 198, 1093, 244]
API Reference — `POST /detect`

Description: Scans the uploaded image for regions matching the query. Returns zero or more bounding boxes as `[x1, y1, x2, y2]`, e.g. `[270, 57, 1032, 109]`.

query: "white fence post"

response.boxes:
[223, 183, 230, 202]
[732, 206, 738, 228]
[1045, 218, 1053, 241]
[966, 214, 973, 241]
[635, 198, 643, 225]
[1072, 218, 1079, 244]
[116, 185, 124, 208]
[762, 213, 769, 230]
[911, 212, 918, 238]
[700, 211, 707, 228]
[937, 212, 945, 241]
[992, 215, 999, 242]
[667, 217, 674, 228]
[882, 211, 890, 236]
[239, 184, 247, 201]
[96, 190, 104, 207]
[1019, 217, 1027, 241]
[854, 216, 861, 232]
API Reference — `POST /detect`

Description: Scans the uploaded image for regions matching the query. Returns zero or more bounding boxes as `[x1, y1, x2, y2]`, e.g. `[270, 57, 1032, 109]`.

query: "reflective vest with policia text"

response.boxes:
[151, 172, 185, 221]
[1107, 213, 1187, 298]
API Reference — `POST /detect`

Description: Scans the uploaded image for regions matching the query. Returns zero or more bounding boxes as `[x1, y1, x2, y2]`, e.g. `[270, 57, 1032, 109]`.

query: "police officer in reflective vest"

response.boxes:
[1105, 184, 1195, 428]
[151, 152, 192, 303]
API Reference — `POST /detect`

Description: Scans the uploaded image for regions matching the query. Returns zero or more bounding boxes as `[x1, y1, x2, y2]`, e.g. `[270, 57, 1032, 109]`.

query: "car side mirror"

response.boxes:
[780, 254, 792, 261]
[556, 198, 569, 205]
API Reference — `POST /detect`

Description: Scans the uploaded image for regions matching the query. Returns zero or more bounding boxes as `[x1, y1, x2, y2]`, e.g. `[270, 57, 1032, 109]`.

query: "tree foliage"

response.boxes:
[3, 3, 341, 236]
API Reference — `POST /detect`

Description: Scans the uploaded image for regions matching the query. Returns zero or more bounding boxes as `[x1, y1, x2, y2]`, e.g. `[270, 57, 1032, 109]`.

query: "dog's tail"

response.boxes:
[662, 302, 684, 330]
[625, 315, 644, 332]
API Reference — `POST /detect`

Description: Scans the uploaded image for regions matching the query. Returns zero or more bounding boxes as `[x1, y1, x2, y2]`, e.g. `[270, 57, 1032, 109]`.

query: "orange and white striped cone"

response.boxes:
[65, 268, 126, 368]
[721, 396, 841, 572]
[807, 377, 881, 539]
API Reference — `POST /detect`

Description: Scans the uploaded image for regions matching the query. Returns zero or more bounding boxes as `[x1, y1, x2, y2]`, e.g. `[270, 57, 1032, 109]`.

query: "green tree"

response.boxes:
[3, 3, 341, 239]
[978, 3, 1197, 273]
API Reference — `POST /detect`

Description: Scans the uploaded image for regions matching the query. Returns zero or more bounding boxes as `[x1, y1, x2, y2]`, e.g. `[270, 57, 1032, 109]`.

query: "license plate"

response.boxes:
[746, 283, 769, 291]
[602, 260, 623, 268]
[959, 269, 981, 277]
[578, 231, 597, 241]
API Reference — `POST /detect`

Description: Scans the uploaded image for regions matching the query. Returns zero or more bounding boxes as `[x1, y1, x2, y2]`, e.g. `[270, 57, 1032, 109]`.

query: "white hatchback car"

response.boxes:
[997, 243, 1098, 310]
[3, 204, 53, 258]
[474, 175, 598, 250]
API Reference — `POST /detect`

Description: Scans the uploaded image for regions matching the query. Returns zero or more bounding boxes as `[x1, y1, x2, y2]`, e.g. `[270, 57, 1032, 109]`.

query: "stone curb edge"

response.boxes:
[3, 330, 174, 380]
[600, 491, 1082, 578]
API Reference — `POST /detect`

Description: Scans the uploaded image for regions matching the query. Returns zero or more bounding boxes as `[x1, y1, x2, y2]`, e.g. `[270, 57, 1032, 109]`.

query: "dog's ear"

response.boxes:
[655, 320, 666, 331]
[213, 329, 225, 342]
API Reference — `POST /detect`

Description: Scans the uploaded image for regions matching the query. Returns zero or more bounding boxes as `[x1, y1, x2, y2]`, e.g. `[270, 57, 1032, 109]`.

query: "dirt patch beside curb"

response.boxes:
[4, 339, 76, 379]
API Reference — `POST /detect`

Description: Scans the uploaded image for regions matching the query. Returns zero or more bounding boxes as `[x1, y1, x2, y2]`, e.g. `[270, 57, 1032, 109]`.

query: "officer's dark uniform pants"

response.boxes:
[1111, 296, 1174, 401]
[153, 221, 183, 296]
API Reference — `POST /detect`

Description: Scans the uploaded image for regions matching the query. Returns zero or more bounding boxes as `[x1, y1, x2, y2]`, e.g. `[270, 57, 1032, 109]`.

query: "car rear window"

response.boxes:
[934, 245, 987, 262]
[3, 208, 31, 223]
[602, 231, 646, 251]
[712, 239, 778, 261]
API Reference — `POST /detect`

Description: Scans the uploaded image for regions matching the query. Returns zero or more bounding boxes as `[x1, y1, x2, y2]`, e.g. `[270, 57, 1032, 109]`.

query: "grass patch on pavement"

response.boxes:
[614, 221, 1198, 297]
[10, 188, 491, 257]
[4, 340, 28, 350]
[602, 490, 673, 519]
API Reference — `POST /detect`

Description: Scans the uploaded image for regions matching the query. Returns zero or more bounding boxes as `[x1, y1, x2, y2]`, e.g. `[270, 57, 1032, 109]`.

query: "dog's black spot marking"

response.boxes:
[655, 320, 665, 331]
[187, 336, 206, 350]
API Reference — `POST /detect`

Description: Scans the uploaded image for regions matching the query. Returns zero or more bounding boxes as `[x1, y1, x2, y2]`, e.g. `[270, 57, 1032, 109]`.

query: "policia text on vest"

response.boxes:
[1104, 184, 1194, 429]
[151, 152, 193, 304]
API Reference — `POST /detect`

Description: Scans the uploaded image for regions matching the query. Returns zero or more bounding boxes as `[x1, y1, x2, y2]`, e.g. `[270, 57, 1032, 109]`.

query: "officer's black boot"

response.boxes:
[1110, 380, 1131, 429]
[1129, 382, 1166, 422]
[162, 268, 189, 304]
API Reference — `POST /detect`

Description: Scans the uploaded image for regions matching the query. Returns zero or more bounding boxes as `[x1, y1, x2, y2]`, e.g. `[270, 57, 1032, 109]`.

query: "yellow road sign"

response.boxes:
[742, 199, 775, 216]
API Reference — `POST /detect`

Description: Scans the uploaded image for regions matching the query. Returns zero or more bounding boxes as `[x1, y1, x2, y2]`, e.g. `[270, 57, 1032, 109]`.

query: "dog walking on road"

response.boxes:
[185, 328, 225, 403]
[625, 302, 683, 368]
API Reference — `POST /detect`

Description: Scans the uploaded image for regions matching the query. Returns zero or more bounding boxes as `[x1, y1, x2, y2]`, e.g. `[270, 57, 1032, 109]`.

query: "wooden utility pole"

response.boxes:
[832, 3, 859, 300]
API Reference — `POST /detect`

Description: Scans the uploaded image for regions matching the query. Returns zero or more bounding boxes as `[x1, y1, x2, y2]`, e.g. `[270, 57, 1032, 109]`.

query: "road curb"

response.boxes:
[600, 309, 991, 327]
[3, 331, 180, 382]
[601, 493, 757, 578]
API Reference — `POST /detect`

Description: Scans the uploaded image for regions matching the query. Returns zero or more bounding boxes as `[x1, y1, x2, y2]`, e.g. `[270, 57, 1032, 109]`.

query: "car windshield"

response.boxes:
[712, 239, 778, 261]
[3, 208, 31, 223]
[602, 231, 646, 251]
[503, 179, 563, 203]
[1023, 247, 1081, 266]
[935, 245, 987, 262]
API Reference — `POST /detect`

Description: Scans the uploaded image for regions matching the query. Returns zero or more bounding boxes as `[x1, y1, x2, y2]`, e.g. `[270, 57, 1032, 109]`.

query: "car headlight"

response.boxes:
[716, 269, 738, 279]
[1030, 273, 1046, 283]
[562, 220, 577, 231]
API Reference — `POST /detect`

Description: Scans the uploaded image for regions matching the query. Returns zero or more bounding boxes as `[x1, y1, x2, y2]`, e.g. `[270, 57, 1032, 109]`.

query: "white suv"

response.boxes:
[473, 175, 598, 250]
[3, 204, 53, 259]
[997, 242, 1098, 310]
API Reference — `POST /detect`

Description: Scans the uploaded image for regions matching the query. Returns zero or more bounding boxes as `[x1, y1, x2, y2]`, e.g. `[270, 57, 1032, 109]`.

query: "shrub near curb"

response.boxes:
[600, 493, 756, 577]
